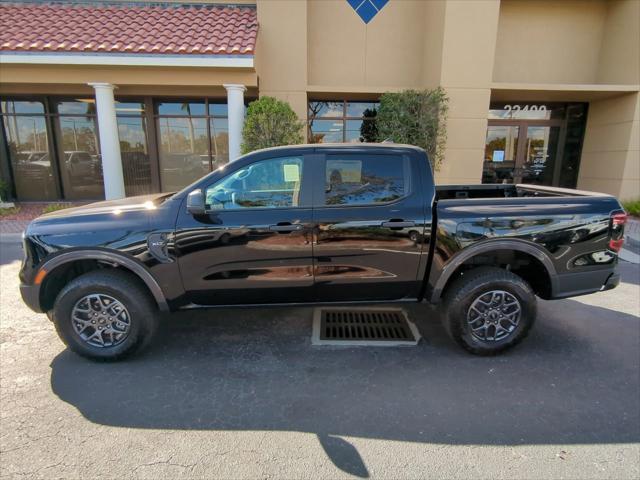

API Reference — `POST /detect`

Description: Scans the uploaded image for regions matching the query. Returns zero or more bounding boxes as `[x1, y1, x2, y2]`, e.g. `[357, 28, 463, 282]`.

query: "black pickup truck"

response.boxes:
[19, 144, 626, 360]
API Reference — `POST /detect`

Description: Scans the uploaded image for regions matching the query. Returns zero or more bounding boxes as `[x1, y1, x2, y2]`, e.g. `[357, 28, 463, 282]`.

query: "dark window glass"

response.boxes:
[57, 115, 104, 200]
[210, 117, 229, 169]
[325, 155, 408, 206]
[56, 100, 96, 115]
[559, 104, 588, 189]
[116, 115, 152, 196]
[157, 101, 206, 116]
[205, 156, 303, 210]
[2, 115, 56, 200]
[157, 117, 209, 192]
[1, 100, 45, 115]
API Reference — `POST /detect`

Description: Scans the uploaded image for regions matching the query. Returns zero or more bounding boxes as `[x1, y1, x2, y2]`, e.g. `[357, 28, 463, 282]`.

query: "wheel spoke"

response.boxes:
[467, 289, 521, 343]
[71, 294, 131, 348]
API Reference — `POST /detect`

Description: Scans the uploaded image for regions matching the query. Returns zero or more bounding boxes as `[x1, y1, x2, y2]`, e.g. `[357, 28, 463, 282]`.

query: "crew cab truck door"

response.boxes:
[311, 151, 428, 301]
[175, 154, 314, 305]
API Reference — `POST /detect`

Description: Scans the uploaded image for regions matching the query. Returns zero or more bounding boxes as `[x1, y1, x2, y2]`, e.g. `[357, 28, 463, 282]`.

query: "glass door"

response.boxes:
[519, 125, 560, 185]
[483, 125, 519, 184]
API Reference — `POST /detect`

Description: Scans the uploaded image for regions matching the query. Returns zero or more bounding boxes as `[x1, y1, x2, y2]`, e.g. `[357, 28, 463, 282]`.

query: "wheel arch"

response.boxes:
[38, 250, 169, 313]
[431, 240, 558, 303]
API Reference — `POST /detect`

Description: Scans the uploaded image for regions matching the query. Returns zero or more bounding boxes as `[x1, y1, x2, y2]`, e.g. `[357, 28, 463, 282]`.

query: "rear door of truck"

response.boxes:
[310, 147, 433, 301]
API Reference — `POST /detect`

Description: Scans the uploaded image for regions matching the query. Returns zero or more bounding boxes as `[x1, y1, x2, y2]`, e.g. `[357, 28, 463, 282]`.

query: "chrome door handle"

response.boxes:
[269, 223, 303, 232]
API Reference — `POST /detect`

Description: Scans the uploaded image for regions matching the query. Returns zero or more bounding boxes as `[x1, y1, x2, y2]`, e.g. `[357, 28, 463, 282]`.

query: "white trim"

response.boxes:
[0, 52, 254, 68]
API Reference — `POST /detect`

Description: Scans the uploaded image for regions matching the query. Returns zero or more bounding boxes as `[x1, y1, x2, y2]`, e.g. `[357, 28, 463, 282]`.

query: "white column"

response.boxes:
[223, 84, 246, 161]
[88, 82, 125, 199]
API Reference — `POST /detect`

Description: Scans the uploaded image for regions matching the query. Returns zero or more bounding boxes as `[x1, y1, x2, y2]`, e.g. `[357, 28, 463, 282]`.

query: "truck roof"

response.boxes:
[247, 143, 427, 155]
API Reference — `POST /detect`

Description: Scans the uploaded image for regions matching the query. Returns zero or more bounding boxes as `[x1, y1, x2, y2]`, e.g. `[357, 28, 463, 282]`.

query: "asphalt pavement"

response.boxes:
[1, 240, 639, 479]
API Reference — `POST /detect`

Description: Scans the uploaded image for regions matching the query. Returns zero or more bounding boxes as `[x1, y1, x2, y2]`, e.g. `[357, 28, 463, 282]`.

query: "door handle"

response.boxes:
[381, 220, 415, 229]
[269, 223, 304, 232]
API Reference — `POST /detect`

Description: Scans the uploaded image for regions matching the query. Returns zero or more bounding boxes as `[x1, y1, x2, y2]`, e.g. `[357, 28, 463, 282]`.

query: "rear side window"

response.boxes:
[324, 154, 409, 206]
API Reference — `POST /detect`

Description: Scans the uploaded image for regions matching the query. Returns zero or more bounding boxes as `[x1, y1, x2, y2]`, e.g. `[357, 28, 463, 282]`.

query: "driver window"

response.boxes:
[205, 156, 304, 210]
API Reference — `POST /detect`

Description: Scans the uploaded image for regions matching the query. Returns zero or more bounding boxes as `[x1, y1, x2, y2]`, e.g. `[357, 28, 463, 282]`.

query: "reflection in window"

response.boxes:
[483, 126, 519, 184]
[309, 100, 379, 143]
[156, 99, 230, 192]
[116, 102, 152, 196]
[2, 110, 57, 200]
[325, 155, 407, 206]
[205, 156, 303, 210]
[158, 117, 209, 192]
[58, 114, 104, 200]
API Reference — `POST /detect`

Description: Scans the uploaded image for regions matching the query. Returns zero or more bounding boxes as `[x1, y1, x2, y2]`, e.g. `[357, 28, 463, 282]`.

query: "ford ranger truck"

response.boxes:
[19, 144, 626, 360]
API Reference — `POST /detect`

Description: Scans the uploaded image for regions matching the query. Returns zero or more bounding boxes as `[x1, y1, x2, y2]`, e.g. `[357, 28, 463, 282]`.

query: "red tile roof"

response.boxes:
[0, 3, 258, 55]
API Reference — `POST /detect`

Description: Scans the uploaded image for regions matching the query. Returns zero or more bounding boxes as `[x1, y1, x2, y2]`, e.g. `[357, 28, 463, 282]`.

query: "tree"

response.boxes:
[241, 97, 304, 154]
[359, 108, 378, 142]
[376, 88, 449, 170]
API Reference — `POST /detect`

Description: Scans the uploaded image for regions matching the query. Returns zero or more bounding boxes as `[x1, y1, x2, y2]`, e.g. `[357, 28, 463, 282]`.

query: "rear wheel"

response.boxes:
[51, 270, 158, 361]
[442, 267, 536, 355]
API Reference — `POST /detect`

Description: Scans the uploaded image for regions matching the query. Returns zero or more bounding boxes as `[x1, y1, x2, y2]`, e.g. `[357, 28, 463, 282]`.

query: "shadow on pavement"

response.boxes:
[50, 289, 640, 476]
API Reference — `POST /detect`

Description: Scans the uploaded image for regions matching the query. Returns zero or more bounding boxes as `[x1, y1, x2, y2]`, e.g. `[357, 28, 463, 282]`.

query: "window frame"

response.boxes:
[311, 152, 414, 209]
[201, 153, 314, 213]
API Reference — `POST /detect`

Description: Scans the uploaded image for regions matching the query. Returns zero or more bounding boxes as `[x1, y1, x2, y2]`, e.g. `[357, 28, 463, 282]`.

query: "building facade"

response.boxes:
[1, 0, 638, 202]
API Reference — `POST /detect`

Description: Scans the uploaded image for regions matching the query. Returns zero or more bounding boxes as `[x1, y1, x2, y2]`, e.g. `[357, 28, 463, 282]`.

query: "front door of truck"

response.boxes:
[175, 154, 314, 305]
[311, 151, 428, 301]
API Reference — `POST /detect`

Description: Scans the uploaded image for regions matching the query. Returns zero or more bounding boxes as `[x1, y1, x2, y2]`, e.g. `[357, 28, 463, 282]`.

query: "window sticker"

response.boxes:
[283, 163, 300, 183]
[492, 150, 505, 163]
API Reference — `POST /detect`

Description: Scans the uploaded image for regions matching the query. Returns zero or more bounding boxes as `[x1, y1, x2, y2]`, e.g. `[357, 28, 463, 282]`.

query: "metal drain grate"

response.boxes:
[312, 307, 421, 346]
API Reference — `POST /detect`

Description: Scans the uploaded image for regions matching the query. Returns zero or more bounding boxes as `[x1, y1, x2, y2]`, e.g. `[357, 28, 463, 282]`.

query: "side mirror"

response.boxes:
[186, 189, 206, 216]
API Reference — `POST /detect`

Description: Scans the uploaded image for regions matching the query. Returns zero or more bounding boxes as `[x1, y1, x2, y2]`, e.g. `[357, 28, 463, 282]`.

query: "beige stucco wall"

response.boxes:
[578, 92, 640, 200]
[596, 0, 640, 85]
[306, 0, 429, 89]
[254, 0, 308, 127]
[493, 0, 607, 84]
[0, 64, 258, 95]
[436, 0, 500, 185]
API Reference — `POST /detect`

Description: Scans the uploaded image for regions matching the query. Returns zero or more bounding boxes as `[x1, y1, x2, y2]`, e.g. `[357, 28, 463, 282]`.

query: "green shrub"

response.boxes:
[42, 203, 71, 214]
[376, 88, 449, 170]
[0, 178, 10, 201]
[0, 206, 19, 217]
[241, 96, 304, 154]
[622, 199, 640, 217]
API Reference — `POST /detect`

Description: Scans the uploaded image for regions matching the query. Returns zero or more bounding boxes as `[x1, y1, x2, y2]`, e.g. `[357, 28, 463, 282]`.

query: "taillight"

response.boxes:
[612, 213, 627, 227]
[609, 212, 627, 252]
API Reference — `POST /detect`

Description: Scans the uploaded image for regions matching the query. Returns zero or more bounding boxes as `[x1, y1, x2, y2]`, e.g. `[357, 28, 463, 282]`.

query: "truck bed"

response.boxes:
[436, 184, 612, 201]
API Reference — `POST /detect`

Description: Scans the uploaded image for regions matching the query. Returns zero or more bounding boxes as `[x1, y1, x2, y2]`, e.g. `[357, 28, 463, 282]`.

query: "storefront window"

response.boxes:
[115, 101, 153, 196]
[0, 96, 232, 201]
[55, 99, 104, 200]
[156, 100, 229, 192]
[308, 100, 379, 143]
[1, 100, 57, 200]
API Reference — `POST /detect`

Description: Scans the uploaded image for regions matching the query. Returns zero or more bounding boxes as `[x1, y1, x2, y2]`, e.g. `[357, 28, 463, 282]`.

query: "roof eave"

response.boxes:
[0, 52, 254, 69]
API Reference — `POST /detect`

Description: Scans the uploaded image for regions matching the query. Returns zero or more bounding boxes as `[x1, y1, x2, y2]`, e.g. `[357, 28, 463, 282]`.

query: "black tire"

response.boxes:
[442, 267, 536, 356]
[51, 269, 159, 361]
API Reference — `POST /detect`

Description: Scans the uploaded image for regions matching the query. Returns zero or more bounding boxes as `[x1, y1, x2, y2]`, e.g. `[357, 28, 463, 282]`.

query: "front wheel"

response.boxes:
[51, 270, 159, 361]
[442, 267, 537, 355]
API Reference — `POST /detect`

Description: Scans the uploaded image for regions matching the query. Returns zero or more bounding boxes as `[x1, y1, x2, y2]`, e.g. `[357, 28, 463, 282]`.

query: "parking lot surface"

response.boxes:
[1, 241, 639, 479]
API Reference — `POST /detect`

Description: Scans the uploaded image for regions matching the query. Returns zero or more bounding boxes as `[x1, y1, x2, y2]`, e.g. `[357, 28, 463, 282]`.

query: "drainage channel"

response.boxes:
[311, 307, 421, 346]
